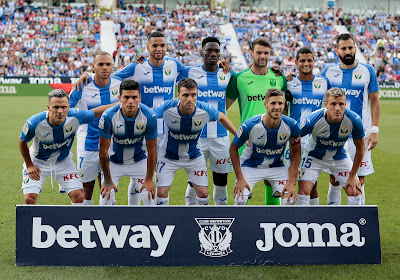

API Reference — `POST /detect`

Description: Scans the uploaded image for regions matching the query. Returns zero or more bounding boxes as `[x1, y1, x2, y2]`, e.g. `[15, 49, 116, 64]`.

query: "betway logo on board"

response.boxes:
[256, 222, 365, 251]
[31, 217, 174, 257]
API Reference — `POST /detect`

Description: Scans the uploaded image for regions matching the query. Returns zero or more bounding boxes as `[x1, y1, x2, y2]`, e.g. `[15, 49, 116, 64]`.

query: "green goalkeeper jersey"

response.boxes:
[226, 68, 287, 124]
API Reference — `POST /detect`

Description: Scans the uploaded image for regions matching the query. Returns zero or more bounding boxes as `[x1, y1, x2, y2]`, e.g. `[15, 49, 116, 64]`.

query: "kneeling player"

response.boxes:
[154, 78, 236, 205]
[98, 80, 157, 205]
[230, 89, 300, 205]
[18, 89, 114, 205]
[297, 88, 365, 205]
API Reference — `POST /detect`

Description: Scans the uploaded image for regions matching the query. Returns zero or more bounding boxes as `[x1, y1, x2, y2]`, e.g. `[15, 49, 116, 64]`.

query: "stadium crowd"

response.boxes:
[112, 4, 223, 69]
[0, 2, 101, 77]
[0, 2, 399, 81]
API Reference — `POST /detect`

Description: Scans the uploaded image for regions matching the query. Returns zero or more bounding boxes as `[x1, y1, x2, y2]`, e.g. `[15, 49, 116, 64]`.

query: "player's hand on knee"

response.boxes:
[282, 184, 297, 203]
[74, 72, 90, 91]
[100, 180, 117, 200]
[234, 178, 250, 200]
[367, 133, 378, 151]
[344, 175, 360, 197]
[26, 165, 41, 181]
[140, 179, 155, 199]
[219, 58, 231, 74]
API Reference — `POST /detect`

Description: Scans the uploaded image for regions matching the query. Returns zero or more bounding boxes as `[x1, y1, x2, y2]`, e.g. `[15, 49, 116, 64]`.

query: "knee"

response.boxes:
[330, 175, 339, 185]
[213, 172, 228, 186]
[196, 188, 208, 198]
[359, 176, 365, 185]
[69, 190, 85, 203]
[24, 194, 37, 205]
[156, 187, 169, 198]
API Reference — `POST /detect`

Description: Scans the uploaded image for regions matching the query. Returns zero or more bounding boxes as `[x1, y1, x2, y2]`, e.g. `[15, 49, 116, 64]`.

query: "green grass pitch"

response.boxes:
[0, 96, 399, 279]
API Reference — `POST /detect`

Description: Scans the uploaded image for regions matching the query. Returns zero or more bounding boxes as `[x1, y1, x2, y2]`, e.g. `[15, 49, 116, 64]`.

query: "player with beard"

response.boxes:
[321, 33, 380, 205]
[226, 37, 288, 205]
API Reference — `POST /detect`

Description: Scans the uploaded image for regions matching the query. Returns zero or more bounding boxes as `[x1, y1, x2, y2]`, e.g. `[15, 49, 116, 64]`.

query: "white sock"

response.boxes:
[99, 189, 115, 205]
[128, 181, 141, 205]
[71, 202, 83, 205]
[309, 197, 319, 205]
[196, 196, 209, 205]
[156, 196, 169, 205]
[213, 185, 228, 205]
[140, 189, 155, 205]
[234, 195, 248, 205]
[83, 199, 93, 205]
[185, 183, 196, 205]
[282, 196, 295, 205]
[328, 183, 341, 205]
[297, 194, 310, 205]
[361, 184, 365, 205]
[347, 195, 362, 205]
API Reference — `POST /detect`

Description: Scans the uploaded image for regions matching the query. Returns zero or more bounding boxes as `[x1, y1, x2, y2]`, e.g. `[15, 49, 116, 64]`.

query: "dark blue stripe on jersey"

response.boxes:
[302, 80, 312, 98]
[85, 120, 100, 151]
[152, 67, 164, 107]
[54, 125, 69, 162]
[266, 131, 284, 167]
[180, 115, 193, 135]
[165, 131, 179, 160]
[100, 85, 111, 105]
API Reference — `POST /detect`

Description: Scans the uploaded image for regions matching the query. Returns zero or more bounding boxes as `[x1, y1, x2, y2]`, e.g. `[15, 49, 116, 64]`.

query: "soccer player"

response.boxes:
[321, 33, 380, 205]
[285, 47, 330, 205]
[178, 37, 235, 205]
[69, 51, 122, 205]
[297, 88, 365, 205]
[226, 37, 287, 205]
[154, 78, 236, 206]
[230, 88, 300, 205]
[98, 80, 158, 205]
[18, 89, 115, 205]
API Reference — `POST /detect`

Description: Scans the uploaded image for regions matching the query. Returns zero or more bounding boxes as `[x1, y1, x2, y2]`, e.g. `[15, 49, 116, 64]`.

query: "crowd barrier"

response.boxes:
[16, 205, 381, 266]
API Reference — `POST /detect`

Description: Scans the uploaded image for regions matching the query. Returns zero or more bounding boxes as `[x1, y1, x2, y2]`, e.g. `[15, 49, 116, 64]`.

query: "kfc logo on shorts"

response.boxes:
[137, 179, 144, 184]
[360, 161, 368, 167]
[216, 158, 231, 165]
[63, 173, 80, 181]
[278, 180, 288, 185]
[195, 218, 234, 258]
[194, 170, 208, 177]
[337, 171, 350, 177]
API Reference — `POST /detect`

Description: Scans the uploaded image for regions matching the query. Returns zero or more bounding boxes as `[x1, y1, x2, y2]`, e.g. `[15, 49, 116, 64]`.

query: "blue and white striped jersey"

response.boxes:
[98, 103, 158, 164]
[233, 115, 300, 168]
[20, 109, 95, 163]
[321, 62, 379, 133]
[177, 65, 235, 138]
[154, 99, 219, 160]
[301, 108, 365, 160]
[287, 75, 330, 124]
[115, 57, 184, 135]
[115, 57, 184, 108]
[69, 75, 122, 152]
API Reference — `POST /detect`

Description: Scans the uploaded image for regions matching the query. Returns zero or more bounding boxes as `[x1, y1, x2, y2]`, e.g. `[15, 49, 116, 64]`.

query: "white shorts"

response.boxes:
[109, 159, 147, 187]
[200, 136, 232, 174]
[347, 135, 374, 176]
[298, 155, 355, 187]
[156, 155, 208, 188]
[77, 150, 101, 183]
[240, 166, 289, 196]
[21, 155, 83, 195]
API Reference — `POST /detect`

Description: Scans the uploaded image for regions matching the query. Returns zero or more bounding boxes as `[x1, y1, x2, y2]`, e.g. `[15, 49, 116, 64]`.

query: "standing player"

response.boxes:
[230, 89, 300, 205]
[321, 33, 380, 205]
[226, 37, 287, 205]
[178, 37, 235, 205]
[69, 51, 122, 205]
[297, 88, 365, 205]
[18, 89, 114, 205]
[285, 47, 330, 205]
[98, 80, 158, 205]
[154, 78, 237, 206]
